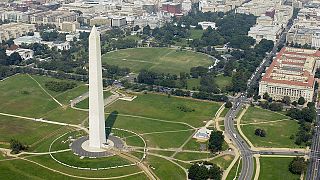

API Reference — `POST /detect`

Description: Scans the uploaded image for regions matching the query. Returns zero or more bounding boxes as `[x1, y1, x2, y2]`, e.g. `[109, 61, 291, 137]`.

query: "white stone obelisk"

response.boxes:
[89, 26, 106, 148]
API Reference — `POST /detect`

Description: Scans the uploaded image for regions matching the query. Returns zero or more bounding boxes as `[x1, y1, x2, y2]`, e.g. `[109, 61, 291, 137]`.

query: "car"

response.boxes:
[233, 133, 237, 138]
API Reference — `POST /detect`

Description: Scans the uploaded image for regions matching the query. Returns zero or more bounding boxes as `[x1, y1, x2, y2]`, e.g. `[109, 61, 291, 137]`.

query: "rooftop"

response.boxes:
[261, 47, 320, 88]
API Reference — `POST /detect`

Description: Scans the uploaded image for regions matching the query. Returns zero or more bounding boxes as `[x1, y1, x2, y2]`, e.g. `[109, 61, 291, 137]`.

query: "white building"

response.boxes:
[111, 16, 127, 27]
[43, 41, 71, 50]
[259, 47, 320, 103]
[6, 48, 34, 60]
[193, 127, 213, 142]
[14, 36, 42, 46]
[248, 25, 282, 43]
[198, 21, 217, 30]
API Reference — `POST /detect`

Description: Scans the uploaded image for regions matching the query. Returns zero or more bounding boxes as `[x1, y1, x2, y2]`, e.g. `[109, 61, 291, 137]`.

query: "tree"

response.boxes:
[199, 75, 220, 94]
[282, 96, 291, 106]
[10, 139, 28, 154]
[8, 52, 22, 65]
[188, 164, 209, 180]
[255, 128, 266, 137]
[188, 162, 222, 180]
[225, 101, 232, 108]
[223, 60, 234, 77]
[208, 130, 224, 152]
[143, 25, 151, 36]
[45, 81, 77, 92]
[268, 102, 283, 111]
[208, 164, 223, 180]
[292, 101, 298, 107]
[253, 95, 261, 101]
[298, 97, 305, 105]
[263, 92, 270, 100]
[289, 157, 307, 175]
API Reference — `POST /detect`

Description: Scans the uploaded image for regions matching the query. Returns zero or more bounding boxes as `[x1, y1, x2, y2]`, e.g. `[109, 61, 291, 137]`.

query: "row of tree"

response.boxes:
[45, 81, 77, 92]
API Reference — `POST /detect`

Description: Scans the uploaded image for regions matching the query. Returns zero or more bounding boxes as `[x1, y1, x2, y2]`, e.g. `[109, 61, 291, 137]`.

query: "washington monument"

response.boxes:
[88, 26, 106, 148]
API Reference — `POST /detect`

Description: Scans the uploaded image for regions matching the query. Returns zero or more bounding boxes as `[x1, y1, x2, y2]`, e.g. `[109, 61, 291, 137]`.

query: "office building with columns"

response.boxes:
[259, 47, 320, 102]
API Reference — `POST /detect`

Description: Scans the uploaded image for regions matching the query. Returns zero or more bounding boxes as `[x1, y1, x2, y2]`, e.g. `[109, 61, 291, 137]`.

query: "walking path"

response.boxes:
[253, 154, 260, 180]
[170, 130, 197, 158]
[28, 74, 63, 107]
[240, 118, 292, 126]
[0, 112, 88, 133]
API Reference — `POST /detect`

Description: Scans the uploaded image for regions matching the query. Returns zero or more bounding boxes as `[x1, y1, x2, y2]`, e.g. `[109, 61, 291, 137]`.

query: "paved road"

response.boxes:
[224, 19, 294, 180]
[306, 109, 320, 180]
[224, 96, 255, 180]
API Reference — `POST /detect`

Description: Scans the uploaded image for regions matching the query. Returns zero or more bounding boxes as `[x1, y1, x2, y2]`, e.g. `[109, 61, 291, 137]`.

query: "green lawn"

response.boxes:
[226, 158, 242, 180]
[220, 108, 229, 117]
[0, 159, 75, 179]
[210, 155, 234, 170]
[102, 48, 213, 75]
[0, 74, 59, 117]
[241, 107, 288, 124]
[259, 157, 300, 180]
[0, 74, 87, 118]
[107, 93, 221, 127]
[143, 130, 194, 149]
[214, 75, 232, 91]
[187, 78, 200, 90]
[189, 29, 204, 39]
[27, 155, 142, 178]
[241, 120, 300, 148]
[52, 151, 130, 168]
[43, 107, 88, 124]
[149, 150, 175, 157]
[241, 107, 301, 148]
[174, 152, 212, 161]
[55, 85, 88, 105]
[183, 138, 207, 151]
[110, 115, 191, 133]
[0, 116, 62, 147]
[124, 136, 145, 147]
[146, 155, 186, 180]
[187, 75, 232, 91]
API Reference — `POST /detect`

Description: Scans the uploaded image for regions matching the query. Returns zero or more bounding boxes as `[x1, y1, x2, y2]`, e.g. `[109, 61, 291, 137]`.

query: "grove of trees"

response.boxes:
[188, 162, 223, 180]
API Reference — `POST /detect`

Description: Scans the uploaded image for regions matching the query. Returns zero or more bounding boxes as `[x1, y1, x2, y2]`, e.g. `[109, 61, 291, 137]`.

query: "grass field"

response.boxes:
[214, 75, 232, 91]
[0, 74, 230, 178]
[210, 154, 234, 170]
[146, 155, 186, 180]
[259, 157, 300, 180]
[187, 78, 200, 90]
[186, 75, 231, 91]
[189, 29, 204, 39]
[0, 74, 87, 118]
[220, 108, 229, 117]
[174, 152, 212, 161]
[0, 74, 59, 117]
[102, 48, 213, 75]
[241, 107, 288, 124]
[241, 120, 300, 148]
[241, 107, 300, 148]
[107, 93, 221, 127]
[52, 151, 131, 168]
[183, 138, 208, 151]
[43, 107, 88, 124]
[226, 158, 242, 180]
[143, 130, 194, 149]
[27, 155, 143, 178]
[0, 116, 62, 146]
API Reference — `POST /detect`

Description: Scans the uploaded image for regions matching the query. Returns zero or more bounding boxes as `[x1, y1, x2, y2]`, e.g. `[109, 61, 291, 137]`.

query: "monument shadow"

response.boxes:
[105, 111, 118, 139]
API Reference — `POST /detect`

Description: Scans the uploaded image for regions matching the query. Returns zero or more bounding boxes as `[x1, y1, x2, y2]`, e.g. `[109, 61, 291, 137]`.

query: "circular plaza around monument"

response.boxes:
[70, 135, 126, 158]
